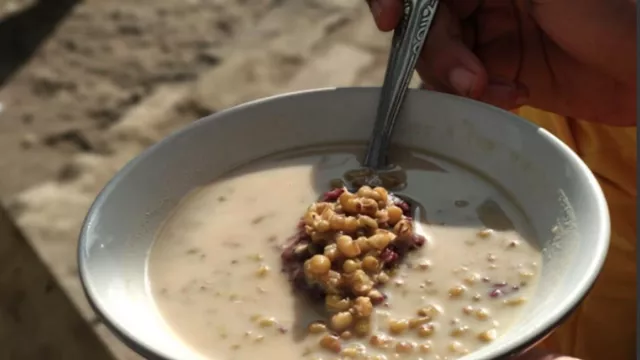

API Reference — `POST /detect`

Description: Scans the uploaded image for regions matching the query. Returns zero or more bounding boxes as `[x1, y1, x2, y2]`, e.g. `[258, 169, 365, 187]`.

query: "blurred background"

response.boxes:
[0, 0, 421, 358]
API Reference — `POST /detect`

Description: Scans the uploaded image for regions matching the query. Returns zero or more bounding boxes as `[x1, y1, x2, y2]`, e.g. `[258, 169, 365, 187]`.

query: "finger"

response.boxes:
[419, 69, 529, 110]
[416, 2, 488, 99]
[460, 20, 477, 49]
[444, 0, 482, 51]
[444, 0, 481, 19]
[416, 65, 451, 94]
[479, 80, 529, 110]
[473, 3, 522, 81]
[367, 0, 403, 31]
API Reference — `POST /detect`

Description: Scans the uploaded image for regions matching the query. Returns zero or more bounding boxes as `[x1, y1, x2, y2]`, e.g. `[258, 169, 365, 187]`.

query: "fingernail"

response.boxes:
[448, 68, 476, 96]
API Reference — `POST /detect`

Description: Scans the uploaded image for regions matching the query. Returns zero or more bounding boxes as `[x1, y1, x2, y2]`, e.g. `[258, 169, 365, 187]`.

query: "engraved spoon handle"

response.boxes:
[363, 0, 439, 169]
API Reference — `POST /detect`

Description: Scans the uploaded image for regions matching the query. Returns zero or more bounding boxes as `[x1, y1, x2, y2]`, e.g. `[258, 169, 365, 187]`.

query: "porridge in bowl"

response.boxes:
[148, 146, 542, 360]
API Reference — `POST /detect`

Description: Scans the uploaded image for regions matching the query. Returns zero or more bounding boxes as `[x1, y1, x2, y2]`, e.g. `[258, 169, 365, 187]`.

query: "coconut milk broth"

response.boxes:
[148, 146, 542, 360]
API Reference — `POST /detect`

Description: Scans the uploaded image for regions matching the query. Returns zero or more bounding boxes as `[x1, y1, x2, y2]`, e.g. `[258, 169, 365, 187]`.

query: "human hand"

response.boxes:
[367, 0, 636, 126]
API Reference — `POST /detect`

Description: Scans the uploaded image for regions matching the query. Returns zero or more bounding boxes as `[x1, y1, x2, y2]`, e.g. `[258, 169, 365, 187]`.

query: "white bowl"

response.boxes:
[78, 88, 610, 360]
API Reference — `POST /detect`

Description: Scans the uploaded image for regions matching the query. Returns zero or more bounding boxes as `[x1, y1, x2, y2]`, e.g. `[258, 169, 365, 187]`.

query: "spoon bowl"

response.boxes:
[333, 168, 428, 240]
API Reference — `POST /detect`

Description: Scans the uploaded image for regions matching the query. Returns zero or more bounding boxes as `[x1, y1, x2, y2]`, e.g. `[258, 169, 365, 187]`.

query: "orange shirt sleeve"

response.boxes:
[513, 106, 637, 360]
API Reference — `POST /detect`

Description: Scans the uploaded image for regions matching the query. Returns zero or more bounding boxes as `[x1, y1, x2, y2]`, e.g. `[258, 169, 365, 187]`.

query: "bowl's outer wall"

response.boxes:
[79, 88, 610, 360]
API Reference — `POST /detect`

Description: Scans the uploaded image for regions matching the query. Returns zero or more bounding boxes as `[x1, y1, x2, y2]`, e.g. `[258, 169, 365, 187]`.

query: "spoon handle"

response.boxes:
[363, 0, 439, 169]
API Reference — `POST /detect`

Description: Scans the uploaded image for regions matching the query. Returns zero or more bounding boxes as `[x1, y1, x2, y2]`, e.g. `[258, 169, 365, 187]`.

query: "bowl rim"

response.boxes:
[78, 87, 611, 360]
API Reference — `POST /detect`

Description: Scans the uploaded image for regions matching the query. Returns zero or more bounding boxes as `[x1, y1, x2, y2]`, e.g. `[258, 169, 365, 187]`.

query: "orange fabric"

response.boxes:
[513, 107, 637, 360]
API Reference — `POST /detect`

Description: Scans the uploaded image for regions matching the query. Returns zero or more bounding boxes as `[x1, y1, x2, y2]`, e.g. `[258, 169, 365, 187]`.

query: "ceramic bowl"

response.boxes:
[78, 88, 610, 360]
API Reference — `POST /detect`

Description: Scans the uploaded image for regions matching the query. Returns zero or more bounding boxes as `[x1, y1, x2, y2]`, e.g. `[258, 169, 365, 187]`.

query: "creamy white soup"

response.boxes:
[148, 146, 541, 360]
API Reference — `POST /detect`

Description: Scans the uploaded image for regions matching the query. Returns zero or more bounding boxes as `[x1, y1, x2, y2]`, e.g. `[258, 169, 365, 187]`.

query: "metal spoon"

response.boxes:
[343, 0, 439, 189]
[293, 3, 439, 313]
[342, 0, 440, 227]
[363, 0, 440, 171]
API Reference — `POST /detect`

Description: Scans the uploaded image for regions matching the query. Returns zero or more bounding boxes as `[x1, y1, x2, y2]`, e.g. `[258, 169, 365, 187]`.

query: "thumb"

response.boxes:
[367, 0, 403, 31]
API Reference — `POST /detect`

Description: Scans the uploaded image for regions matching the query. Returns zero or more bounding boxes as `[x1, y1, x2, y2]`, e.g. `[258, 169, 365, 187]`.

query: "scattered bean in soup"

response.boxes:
[148, 146, 541, 360]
